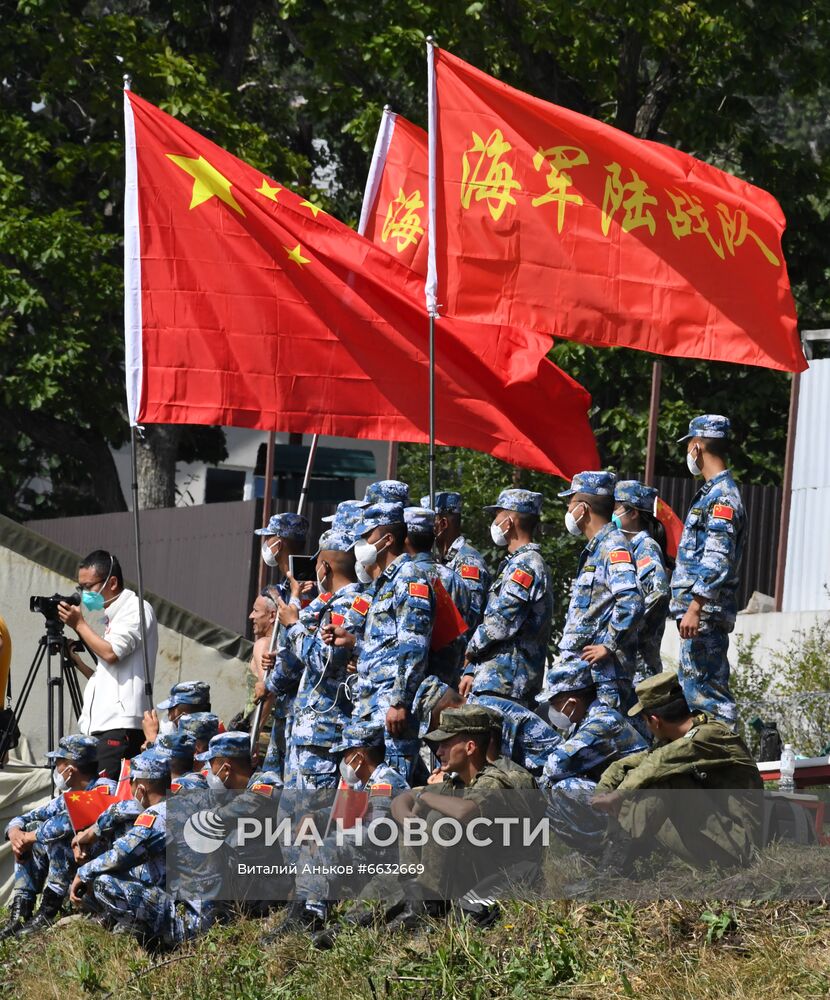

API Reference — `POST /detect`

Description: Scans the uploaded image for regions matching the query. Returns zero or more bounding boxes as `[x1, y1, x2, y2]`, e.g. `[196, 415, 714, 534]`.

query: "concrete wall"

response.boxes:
[0, 544, 252, 764]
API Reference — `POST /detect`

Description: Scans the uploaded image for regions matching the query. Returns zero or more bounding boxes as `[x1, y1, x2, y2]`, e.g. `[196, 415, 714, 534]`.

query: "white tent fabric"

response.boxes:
[0, 738, 53, 906]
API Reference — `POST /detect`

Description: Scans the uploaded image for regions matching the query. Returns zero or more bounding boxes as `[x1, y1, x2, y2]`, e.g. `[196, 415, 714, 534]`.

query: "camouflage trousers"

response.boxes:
[263, 712, 292, 776]
[12, 835, 75, 901]
[678, 629, 736, 728]
[282, 743, 338, 791]
[85, 876, 211, 947]
[544, 777, 607, 854]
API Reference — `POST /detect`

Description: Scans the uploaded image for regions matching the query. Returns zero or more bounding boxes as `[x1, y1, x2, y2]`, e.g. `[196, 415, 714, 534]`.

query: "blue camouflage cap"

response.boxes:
[614, 480, 659, 515]
[157, 680, 211, 711]
[483, 488, 544, 516]
[404, 506, 436, 534]
[535, 662, 595, 703]
[195, 731, 251, 763]
[678, 414, 731, 442]
[129, 749, 171, 781]
[330, 721, 387, 754]
[177, 712, 221, 742]
[45, 734, 98, 767]
[357, 480, 410, 508]
[558, 471, 617, 498]
[315, 528, 356, 555]
[413, 676, 451, 738]
[421, 492, 462, 515]
[254, 511, 309, 540]
[321, 500, 365, 533]
[156, 731, 197, 764]
[355, 501, 405, 538]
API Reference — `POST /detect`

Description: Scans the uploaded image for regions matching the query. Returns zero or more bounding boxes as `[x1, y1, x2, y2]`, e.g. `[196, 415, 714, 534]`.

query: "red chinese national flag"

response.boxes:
[430, 575, 469, 651]
[328, 780, 369, 830]
[113, 757, 132, 802]
[427, 47, 805, 373]
[65, 786, 112, 833]
[124, 91, 599, 478]
[655, 497, 684, 561]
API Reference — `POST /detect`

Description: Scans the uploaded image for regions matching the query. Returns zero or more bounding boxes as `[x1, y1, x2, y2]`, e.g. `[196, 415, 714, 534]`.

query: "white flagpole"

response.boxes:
[358, 105, 396, 237]
[425, 36, 439, 506]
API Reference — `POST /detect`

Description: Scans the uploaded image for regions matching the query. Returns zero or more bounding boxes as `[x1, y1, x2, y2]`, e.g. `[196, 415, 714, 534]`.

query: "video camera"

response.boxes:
[30, 592, 80, 624]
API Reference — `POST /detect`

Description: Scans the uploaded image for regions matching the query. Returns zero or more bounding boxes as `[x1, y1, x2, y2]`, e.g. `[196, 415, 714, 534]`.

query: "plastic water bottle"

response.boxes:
[779, 743, 796, 794]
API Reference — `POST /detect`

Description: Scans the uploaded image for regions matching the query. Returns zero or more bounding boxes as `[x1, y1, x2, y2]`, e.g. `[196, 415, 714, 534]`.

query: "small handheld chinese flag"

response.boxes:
[430, 576, 469, 651]
[328, 780, 369, 830]
[113, 758, 132, 802]
[655, 497, 684, 561]
[64, 787, 112, 833]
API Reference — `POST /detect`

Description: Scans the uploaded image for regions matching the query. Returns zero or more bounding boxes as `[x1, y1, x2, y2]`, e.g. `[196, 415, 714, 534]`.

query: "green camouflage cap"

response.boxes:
[628, 669, 687, 717]
[424, 705, 494, 742]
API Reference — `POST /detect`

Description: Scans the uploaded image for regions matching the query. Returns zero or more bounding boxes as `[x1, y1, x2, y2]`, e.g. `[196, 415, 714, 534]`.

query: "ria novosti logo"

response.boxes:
[182, 810, 227, 854]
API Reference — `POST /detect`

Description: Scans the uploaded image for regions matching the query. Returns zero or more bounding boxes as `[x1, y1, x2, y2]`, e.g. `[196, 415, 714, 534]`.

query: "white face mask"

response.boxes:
[159, 719, 177, 738]
[53, 766, 71, 792]
[564, 505, 585, 537]
[339, 756, 360, 786]
[133, 784, 147, 807]
[355, 562, 372, 585]
[686, 448, 702, 477]
[261, 541, 279, 567]
[490, 517, 510, 547]
[316, 564, 328, 590]
[206, 767, 227, 790]
[547, 705, 573, 732]
[354, 538, 380, 569]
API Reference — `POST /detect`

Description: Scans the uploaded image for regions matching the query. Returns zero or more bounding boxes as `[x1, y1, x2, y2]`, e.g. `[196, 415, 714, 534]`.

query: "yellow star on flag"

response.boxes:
[256, 179, 282, 202]
[166, 154, 245, 216]
[300, 200, 323, 218]
[284, 244, 310, 266]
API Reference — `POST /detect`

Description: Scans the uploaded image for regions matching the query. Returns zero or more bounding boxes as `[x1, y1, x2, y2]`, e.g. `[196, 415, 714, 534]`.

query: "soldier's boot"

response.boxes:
[0, 895, 36, 941]
[17, 887, 65, 936]
[385, 899, 448, 933]
[260, 901, 323, 945]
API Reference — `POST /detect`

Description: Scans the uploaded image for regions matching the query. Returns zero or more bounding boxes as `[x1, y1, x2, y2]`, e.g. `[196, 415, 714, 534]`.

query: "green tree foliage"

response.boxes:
[1, 1, 828, 518]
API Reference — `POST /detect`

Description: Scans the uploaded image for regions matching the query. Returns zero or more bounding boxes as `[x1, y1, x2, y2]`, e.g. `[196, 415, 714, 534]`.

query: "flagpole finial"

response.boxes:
[123, 73, 132, 91]
[383, 103, 391, 112]
[426, 34, 435, 45]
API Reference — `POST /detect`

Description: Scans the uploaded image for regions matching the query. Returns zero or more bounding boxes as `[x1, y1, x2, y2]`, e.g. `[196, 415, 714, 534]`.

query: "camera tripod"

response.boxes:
[0, 621, 85, 767]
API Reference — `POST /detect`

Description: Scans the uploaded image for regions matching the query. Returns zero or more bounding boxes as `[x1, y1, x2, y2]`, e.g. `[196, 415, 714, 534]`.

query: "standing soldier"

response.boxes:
[459, 489, 553, 706]
[423, 492, 491, 631]
[612, 481, 672, 683]
[547, 472, 645, 716]
[671, 415, 745, 728]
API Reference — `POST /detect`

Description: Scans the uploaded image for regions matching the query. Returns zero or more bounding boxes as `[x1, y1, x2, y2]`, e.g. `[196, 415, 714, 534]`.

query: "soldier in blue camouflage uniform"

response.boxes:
[305, 500, 368, 619]
[460, 489, 553, 706]
[671, 415, 746, 728]
[350, 502, 435, 779]
[547, 472, 645, 717]
[355, 479, 410, 508]
[253, 511, 310, 774]
[72, 750, 203, 950]
[278, 527, 367, 789]
[422, 492, 491, 631]
[267, 722, 409, 944]
[0, 735, 113, 939]
[535, 664, 648, 851]
[145, 680, 212, 746]
[405, 506, 472, 688]
[413, 676, 560, 779]
[177, 711, 220, 755]
[613, 480, 671, 684]
[155, 731, 208, 792]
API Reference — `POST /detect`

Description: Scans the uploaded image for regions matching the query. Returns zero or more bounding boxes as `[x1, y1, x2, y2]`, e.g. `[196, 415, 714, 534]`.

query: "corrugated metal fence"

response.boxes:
[655, 475, 781, 610]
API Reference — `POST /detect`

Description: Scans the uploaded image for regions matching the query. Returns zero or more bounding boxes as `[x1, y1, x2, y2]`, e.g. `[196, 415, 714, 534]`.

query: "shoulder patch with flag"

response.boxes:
[370, 783, 393, 797]
[511, 569, 533, 588]
[408, 582, 430, 599]
[712, 503, 735, 521]
[170, 781, 182, 794]
[460, 564, 481, 581]
[134, 812, 157, 829]
[330, 612, 346, 627]
[636, 556, 653, 570]
[351, 596, 371, 616]
[250, 783, 273, 798]
[609, 550, 632, 564]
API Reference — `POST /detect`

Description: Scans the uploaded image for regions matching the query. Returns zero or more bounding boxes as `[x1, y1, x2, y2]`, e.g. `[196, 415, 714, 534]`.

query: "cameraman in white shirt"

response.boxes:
[58, 550, 157, 779]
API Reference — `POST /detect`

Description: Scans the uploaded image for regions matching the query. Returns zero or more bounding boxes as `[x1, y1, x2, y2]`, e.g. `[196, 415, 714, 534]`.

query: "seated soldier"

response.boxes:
[533, 666, 648, 852]
[71, 798, 144, 873]
[265, 721, 409, 946]
[177, 711, 220, 759]
[414, 676, 561, 778]
[142, 680, 213, 747]
[155, 731, 206, 791]
[592, 670, 763, 871]
[0, 735, 113, 939]
[388, 706, 538, 931]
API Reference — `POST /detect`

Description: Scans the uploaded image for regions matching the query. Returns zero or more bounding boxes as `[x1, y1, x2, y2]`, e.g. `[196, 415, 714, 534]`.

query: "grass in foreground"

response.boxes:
[1, 846, 829, 1000]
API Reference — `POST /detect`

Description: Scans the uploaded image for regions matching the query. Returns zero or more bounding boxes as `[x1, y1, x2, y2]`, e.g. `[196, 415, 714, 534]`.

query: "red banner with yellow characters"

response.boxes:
[427, 47, 805, 373]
